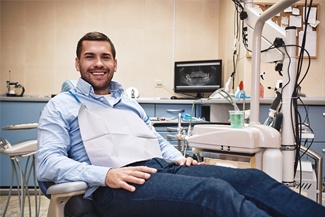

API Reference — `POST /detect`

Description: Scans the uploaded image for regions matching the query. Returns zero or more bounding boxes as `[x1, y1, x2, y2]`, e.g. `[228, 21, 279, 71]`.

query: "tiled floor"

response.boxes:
[0, 193, 49, 217]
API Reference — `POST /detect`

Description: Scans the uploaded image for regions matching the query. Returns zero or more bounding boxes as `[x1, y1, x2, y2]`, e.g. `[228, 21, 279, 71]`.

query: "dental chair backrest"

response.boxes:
[61, 79, 78, 92]
[38, 180, 52, 199]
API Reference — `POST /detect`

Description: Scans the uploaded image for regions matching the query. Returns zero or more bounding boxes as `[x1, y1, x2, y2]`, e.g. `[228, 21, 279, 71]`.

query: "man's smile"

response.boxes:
[89, 70, 107, 75]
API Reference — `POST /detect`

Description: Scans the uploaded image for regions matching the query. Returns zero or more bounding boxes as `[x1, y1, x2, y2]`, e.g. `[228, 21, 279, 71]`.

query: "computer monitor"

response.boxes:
[174, 59, 222, 98]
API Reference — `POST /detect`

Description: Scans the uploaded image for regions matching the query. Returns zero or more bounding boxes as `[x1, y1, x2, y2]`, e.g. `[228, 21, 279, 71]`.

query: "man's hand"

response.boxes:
[105, 166, 157, 192]
[177, 157, 204, 167]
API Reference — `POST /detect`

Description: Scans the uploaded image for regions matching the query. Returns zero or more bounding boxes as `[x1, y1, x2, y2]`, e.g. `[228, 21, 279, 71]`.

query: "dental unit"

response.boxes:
[184, 0, 304, 187]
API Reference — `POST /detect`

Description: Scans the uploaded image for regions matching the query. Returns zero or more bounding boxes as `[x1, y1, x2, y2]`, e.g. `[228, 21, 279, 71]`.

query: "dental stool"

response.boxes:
[39, 181, 99, 217]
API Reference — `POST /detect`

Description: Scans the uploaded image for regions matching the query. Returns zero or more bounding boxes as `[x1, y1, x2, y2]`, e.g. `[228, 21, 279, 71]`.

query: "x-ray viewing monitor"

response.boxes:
[174, 59, 222, 97]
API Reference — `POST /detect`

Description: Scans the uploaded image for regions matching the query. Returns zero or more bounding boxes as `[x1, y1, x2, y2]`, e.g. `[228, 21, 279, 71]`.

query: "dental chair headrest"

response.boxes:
[61, 80, 77, 92]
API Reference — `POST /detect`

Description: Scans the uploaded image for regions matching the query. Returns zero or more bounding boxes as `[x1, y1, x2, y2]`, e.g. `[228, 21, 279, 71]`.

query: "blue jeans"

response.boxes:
[93, 158, 325, 217]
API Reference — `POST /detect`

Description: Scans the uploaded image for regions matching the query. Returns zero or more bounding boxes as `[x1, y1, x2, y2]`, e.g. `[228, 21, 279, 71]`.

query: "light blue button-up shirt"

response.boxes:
[36, 78, 184, 198]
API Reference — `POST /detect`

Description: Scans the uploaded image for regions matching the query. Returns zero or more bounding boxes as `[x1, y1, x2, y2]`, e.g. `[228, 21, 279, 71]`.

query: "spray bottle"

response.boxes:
[260, 72, 265, 98]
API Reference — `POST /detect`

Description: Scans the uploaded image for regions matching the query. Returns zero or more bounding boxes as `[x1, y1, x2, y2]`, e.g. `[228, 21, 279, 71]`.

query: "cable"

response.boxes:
[272, 21, 312, 188]
[274, 0, 314, 186]
[230, 0, 244, 92]
[293, 0, 313, 179]
[232, 0, 244, 13]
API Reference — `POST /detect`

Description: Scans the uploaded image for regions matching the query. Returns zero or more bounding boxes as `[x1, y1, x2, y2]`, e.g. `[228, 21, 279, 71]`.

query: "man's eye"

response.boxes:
[85, 55, 93, 59]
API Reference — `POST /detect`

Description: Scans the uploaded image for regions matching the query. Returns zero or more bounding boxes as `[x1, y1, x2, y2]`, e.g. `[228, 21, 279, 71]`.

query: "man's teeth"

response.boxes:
[92, 72, 105, 75]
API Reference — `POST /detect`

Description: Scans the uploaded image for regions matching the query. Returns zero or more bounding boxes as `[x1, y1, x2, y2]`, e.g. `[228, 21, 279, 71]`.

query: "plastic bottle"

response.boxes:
[259, 83, 264, 98]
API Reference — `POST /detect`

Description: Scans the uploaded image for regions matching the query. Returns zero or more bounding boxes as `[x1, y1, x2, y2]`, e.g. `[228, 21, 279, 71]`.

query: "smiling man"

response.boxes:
[37, 32, 325, 217]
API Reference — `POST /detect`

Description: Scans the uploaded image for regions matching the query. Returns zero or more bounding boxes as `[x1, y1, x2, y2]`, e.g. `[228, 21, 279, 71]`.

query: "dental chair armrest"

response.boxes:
[46, 181, 88, 217]
[47, 181, 88, 195]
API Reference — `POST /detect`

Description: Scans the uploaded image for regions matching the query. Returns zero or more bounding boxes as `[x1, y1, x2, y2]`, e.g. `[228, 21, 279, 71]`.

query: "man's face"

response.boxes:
[75, 40, 117, 95]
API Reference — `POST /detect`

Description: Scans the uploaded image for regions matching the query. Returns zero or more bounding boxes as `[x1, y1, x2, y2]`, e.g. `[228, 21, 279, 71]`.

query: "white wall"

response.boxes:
[1, 0, 324, 98]
[0, 0, 221, 98]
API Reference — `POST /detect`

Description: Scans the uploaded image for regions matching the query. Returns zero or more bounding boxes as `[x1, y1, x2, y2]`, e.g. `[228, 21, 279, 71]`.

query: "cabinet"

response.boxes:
[308, 106, 325, 141]
[305, 106, 325, 180]
[139, 102, 202, 118]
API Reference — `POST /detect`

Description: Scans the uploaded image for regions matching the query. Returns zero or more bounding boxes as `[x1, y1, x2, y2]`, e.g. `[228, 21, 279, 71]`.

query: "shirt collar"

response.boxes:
[76, 78, 124, 98]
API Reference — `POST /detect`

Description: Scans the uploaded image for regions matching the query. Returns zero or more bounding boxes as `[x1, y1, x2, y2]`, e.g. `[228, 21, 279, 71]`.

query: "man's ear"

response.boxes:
[114, 59, 118, 72]
[75, 58, 80, 71]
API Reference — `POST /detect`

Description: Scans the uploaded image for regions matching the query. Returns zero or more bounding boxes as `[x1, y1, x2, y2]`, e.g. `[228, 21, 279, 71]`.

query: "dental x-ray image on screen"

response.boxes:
[174, 59, 222, 97]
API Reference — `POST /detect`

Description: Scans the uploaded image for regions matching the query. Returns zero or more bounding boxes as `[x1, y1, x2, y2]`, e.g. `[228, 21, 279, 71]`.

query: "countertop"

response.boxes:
[0, 95, 51, 102]
[1, 95, 325, 105]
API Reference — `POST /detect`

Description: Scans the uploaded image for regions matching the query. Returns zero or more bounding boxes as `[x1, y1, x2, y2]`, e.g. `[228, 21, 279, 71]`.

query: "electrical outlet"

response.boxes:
[155, 80, 162, 88]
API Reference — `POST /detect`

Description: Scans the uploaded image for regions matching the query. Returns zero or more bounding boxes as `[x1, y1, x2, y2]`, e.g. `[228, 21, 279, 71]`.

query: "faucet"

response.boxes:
[236, 90, 246, 111]
[214, 88, 240, 111]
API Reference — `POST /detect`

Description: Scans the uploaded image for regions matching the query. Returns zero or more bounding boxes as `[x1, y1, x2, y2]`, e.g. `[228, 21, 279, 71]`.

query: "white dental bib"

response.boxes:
[78, 105, 162, 168]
